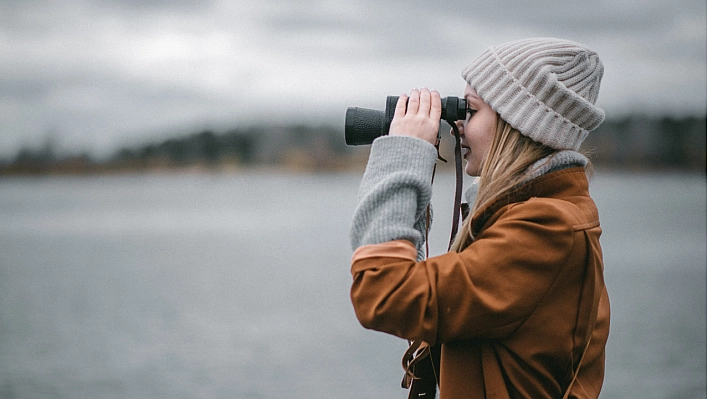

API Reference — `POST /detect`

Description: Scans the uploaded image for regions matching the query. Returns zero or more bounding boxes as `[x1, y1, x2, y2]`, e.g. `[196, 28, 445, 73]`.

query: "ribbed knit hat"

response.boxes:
[462, 38, 605, 150]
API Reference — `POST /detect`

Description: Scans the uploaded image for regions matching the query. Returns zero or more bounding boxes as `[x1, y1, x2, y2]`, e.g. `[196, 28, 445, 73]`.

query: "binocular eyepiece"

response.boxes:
[345, 96, 467, 146]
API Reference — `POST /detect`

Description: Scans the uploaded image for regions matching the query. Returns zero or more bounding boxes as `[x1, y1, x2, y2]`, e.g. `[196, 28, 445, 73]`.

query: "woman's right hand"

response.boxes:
[389, 88, 442, 145]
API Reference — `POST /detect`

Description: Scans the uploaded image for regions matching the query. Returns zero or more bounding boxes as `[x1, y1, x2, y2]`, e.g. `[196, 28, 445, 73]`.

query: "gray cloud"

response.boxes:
[0, 0, 704, 158]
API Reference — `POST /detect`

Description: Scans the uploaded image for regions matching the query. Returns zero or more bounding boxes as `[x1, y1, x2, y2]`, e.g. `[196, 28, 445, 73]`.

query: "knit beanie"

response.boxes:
[462, 38, 605, 151]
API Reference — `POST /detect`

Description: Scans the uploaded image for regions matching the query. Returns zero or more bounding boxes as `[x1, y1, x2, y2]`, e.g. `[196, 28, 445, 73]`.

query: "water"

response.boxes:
[0, 171, 704, 399]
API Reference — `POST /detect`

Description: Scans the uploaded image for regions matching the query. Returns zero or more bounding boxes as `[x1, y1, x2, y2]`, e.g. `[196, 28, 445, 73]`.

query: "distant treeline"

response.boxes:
[1, 114, 705, 175]
[582, 115, 706, 171]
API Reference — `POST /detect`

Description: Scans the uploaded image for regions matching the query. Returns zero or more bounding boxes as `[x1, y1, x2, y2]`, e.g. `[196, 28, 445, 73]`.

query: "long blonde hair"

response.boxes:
[449, 115, 556, 252]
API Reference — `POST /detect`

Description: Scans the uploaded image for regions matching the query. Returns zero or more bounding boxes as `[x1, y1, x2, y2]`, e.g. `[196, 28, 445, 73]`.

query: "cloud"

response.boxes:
[0, 0, 704, 158]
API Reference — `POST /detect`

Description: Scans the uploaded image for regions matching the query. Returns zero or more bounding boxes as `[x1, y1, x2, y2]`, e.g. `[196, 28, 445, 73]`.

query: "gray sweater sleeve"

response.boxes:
[349, 135, 438, 258]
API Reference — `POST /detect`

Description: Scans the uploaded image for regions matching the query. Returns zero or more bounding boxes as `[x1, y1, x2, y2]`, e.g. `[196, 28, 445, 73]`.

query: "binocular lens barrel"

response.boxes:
[345, 96, 466, 146]
[345, 107, 386, 146]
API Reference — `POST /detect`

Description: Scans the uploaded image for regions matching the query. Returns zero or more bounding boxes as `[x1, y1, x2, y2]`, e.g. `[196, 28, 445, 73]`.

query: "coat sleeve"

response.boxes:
[350, 200, 577, 344]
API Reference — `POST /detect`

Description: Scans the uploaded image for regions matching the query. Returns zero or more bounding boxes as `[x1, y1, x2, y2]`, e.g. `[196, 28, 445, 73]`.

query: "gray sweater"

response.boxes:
[349, 135, 437, 260]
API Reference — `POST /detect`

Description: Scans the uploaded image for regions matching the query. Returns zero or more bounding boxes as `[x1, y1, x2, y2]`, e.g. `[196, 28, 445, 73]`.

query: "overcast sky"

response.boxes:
[0, 0, 705, 158]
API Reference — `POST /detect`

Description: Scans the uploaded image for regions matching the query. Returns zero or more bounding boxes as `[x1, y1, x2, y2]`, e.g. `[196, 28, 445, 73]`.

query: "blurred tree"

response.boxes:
[2, 116, 704, 175]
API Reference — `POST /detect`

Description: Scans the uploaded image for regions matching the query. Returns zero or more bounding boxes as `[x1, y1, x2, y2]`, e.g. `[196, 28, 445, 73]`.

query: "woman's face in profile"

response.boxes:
[458, 84, 496, 176]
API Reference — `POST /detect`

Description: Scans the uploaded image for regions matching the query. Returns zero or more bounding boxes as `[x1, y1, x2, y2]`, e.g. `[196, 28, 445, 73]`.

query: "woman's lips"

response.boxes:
[461, 145, 471, 157]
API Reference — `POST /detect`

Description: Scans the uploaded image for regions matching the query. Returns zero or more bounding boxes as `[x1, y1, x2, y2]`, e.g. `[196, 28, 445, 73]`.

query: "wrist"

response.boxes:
[368, 135, 437, 177]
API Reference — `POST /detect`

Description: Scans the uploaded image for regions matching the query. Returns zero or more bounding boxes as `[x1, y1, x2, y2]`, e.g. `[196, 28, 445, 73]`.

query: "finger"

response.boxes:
[394, 93, 408, 120]
[430, 90, 442, 120]
[419, 88, 431, 115]
[407, 88, 420, 114]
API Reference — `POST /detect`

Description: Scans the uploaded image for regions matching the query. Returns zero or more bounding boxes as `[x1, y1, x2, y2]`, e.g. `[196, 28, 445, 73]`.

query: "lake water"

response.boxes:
[0, 171, 705, 399]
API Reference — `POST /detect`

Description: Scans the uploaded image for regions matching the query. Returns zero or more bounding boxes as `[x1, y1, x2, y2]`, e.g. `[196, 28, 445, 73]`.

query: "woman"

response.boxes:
[349, 38, 610, 398]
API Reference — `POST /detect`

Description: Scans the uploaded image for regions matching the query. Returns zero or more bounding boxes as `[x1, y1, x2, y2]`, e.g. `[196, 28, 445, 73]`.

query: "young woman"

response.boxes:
[349, 38, 610, 398]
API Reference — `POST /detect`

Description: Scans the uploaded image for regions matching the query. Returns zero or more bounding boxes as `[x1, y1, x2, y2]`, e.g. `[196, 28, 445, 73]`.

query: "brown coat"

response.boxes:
[350, 167, 610, 398]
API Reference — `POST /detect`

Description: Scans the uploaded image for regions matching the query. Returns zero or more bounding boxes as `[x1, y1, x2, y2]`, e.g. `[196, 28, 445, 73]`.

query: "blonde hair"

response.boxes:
[449, 116, 556, 252]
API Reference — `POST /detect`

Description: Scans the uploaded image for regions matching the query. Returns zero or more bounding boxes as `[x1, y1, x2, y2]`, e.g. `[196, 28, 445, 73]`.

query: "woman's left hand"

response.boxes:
[389, 88, 442, 145]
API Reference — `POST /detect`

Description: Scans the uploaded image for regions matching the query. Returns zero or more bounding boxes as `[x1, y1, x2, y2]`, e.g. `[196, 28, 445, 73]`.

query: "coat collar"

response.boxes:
[470, 167, 591, 236]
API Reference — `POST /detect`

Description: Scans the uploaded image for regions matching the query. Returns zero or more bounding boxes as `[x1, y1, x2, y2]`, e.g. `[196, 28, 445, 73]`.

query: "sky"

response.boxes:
[0, 0, 706, 159]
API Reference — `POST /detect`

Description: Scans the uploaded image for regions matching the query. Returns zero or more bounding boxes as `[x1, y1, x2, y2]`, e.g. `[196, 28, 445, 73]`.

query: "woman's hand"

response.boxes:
[389, 88, 442, 145]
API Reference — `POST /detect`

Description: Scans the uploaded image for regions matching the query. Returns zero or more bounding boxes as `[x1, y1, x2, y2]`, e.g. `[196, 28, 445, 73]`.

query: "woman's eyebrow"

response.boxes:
[465, 93, 479, 103]
[465, 90, 480, 99]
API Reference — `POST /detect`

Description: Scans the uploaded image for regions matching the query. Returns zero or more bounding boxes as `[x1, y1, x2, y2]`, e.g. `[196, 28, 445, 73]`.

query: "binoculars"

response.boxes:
[345, 96, 467, 146]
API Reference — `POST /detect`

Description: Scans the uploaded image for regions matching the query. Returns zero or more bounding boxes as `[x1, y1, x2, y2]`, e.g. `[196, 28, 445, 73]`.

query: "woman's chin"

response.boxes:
[464, 160, 479, 176]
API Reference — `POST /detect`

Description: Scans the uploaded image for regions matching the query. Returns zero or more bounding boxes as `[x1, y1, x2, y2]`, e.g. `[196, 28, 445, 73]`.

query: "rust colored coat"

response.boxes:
[350, 167, 610, 398]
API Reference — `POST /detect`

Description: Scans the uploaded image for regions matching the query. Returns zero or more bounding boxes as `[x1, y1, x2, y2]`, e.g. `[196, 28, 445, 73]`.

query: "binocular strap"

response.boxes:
[402, 120, 464, 398]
